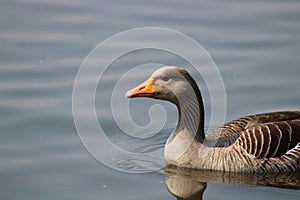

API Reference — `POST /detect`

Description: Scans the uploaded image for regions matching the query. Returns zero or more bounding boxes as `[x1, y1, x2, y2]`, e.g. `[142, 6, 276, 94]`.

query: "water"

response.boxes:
[1, 0, 300, 199]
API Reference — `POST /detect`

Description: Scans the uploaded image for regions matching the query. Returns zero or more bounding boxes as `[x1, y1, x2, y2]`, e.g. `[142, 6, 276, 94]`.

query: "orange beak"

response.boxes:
[125, 77, 155, 98]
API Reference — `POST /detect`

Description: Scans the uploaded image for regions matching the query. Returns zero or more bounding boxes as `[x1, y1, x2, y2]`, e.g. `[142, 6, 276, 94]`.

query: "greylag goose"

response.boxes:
[125, 66, 300, 172]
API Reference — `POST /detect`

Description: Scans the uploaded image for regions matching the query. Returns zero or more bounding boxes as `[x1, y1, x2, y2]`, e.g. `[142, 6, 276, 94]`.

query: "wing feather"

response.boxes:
[237, 120, 300, 159]
[207, 111, 300, 159]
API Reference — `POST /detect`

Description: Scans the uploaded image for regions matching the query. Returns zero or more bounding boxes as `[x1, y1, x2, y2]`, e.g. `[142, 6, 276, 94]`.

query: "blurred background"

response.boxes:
[1, 0, 300, 199]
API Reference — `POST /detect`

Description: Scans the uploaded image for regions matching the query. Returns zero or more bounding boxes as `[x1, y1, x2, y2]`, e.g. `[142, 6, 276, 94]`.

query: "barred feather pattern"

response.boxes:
[203, 111, 300, 172]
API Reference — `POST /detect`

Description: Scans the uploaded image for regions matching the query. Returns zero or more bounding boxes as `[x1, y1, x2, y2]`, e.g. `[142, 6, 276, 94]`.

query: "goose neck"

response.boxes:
[175, 93, 205, 142]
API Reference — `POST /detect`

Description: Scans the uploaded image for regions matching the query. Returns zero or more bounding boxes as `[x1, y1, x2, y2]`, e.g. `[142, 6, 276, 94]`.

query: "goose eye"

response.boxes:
[161, 76, 170, 82]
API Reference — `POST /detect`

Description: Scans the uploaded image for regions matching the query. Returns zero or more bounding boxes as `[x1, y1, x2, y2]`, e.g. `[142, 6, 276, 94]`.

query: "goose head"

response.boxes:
[125, 66, 205, 142]
[125, 66, 199, 106]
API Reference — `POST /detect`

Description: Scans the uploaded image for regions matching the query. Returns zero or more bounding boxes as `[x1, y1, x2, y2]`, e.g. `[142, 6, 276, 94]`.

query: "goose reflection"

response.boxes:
[164, 165, 300, 200]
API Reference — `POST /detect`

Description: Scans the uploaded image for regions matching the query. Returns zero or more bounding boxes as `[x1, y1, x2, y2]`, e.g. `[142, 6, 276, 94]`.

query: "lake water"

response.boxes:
[1, 0, 300, 199]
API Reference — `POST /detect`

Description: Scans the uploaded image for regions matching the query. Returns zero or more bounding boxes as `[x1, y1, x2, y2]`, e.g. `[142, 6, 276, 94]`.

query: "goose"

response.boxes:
[125, 66, 300, 172]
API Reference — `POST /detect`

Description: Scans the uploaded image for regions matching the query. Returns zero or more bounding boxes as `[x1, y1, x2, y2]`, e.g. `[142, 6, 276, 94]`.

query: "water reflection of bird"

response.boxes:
[164, 165, 300, 200]
[166, 175, 206, 200]
[126, 66, 300, 172]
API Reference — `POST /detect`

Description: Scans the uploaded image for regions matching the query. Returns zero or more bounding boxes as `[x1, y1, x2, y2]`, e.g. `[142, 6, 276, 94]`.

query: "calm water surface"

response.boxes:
[1, 0, 300, 199]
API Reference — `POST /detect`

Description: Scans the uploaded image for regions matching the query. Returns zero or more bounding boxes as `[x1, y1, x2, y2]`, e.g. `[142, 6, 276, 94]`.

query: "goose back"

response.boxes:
[206, 111, 300, 147]
[205, 111, 300, 172]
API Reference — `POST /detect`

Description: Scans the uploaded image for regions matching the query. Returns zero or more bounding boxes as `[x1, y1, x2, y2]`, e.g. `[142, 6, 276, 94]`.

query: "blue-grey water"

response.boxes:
[1, 0, 300, 199]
